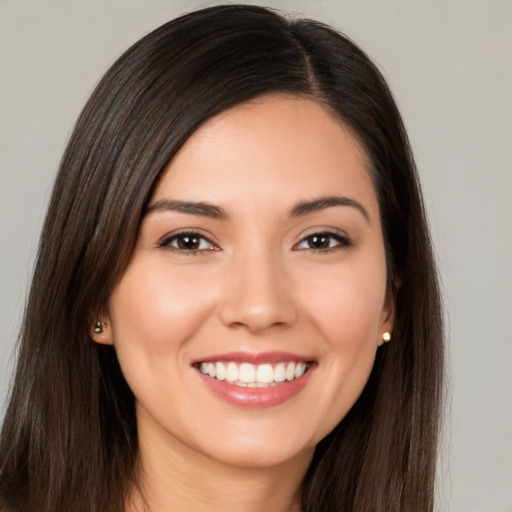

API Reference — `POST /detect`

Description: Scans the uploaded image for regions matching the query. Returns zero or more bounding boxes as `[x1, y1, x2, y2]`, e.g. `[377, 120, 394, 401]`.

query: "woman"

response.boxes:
[0, 4, 443, 511]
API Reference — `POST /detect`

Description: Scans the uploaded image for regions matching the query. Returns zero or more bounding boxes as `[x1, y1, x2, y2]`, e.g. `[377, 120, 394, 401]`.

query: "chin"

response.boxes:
[203, 438, 315, 470]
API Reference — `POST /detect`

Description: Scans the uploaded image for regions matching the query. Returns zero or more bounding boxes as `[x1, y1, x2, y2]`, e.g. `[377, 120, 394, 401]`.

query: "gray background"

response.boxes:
[1, 1, 511, 510]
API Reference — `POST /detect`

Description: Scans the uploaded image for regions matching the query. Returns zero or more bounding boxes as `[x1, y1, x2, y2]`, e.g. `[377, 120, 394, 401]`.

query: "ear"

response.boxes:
[378, 286, 396, 347]
[89, 311, 113, 345]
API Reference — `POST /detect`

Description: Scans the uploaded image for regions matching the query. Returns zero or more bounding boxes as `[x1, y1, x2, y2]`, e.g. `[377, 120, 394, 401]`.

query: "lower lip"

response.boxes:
[197, 368, 314, 408]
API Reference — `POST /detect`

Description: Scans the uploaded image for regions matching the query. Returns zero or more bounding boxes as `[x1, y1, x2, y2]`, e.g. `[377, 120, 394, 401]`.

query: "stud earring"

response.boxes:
[93, 321, 106, 334]
[382, 332, 391, 343]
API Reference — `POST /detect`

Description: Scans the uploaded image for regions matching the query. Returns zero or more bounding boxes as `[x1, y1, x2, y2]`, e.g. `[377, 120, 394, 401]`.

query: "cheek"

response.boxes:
[301, 258, 387, 343]
[314, 277, 383, 382]
[107, 261, 216, 373]
[296, 258, 387, 429]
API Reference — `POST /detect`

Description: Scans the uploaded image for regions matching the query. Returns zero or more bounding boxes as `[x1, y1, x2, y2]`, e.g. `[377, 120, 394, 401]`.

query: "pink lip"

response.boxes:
[193, 351, 312, 365]
[195, 364, 315, 409]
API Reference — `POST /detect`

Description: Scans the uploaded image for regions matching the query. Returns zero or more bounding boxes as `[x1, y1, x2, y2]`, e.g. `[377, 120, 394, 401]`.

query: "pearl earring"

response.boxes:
[93, 321, 106, 334]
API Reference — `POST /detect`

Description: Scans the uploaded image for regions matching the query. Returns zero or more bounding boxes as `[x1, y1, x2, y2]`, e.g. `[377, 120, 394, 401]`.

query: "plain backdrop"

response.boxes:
[1, 1, 511, 511]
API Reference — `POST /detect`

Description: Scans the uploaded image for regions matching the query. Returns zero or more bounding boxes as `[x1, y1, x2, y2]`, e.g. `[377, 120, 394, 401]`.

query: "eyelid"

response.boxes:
[293, 228, 352, 252]
[158, 229, 220, 253]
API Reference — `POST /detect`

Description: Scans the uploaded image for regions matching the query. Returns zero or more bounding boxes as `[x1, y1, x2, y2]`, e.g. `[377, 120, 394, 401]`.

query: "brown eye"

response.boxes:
[295, 231, 351, 251]
[306, 234, 331, 249]
[160, 232, 217, 253]
[176, 234, 201, 250]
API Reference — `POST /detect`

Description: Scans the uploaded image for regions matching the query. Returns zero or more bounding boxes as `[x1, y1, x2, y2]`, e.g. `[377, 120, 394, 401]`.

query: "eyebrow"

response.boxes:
[145, 200, 228, 219]
[291, 196, 370, 223]
[145, 195, 370, 222]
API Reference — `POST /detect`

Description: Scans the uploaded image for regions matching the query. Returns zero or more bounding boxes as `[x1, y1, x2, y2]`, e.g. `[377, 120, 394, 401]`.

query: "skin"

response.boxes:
[92, 95, 394, 511]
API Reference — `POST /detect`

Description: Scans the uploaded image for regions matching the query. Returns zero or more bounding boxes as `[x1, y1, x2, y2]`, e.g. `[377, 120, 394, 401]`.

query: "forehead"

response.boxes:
[154, 95, 378, 218]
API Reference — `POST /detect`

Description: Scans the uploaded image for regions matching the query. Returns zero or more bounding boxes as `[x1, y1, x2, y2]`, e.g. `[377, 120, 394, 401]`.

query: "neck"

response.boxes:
[126, 421, 312, 512]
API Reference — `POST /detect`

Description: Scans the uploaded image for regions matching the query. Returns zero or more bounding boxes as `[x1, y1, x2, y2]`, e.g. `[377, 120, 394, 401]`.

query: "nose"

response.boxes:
[219, 251, 298, 334]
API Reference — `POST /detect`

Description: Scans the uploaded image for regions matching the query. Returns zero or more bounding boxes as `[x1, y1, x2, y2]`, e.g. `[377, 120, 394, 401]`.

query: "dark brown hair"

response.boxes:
[0, 5, 443, 511]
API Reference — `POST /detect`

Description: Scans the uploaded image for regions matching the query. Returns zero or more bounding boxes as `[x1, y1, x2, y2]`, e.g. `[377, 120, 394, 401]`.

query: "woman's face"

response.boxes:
[94, 95, 393, 470]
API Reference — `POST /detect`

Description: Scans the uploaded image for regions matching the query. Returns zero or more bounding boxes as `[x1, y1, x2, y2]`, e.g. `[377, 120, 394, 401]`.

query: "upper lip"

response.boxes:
[192, 351, 314, 365]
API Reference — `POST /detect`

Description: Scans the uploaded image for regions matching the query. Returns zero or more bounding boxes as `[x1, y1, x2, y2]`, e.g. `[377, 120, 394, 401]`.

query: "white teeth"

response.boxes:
[239, 363, 256, 383]
[226, 362, 238, 382]
[198, 361, 309, 385]
[256, 363, 273, 384]
[274, 362, 286, 382]
[295, 362, 306, 378]
[285, 362, 295, 381]
[216, 362, 226, 381]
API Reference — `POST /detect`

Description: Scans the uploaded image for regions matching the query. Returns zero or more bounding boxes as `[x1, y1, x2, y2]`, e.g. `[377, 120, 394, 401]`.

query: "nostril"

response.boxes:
[220, 303, 297, 333]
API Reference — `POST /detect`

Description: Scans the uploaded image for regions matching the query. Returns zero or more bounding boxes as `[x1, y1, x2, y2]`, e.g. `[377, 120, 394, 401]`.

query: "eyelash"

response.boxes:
[159, 231, 218, 255]
[159, 230, 351, 255]
[293, 231, 351, 253]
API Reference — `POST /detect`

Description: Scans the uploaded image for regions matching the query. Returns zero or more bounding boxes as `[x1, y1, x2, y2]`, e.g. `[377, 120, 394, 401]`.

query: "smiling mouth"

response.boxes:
[195, 361, 310, 388]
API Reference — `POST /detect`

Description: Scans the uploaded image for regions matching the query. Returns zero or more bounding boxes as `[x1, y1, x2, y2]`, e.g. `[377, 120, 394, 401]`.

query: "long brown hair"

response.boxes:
[0, 5, 443, 511]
